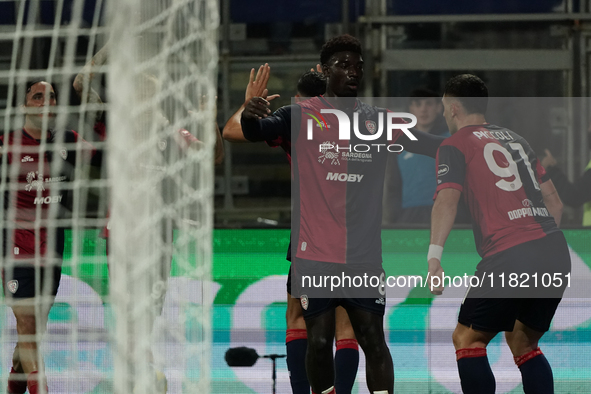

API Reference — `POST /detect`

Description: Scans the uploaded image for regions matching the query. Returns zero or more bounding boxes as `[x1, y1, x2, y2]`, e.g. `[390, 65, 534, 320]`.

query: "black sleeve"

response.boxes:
[545, 166, 591, 208]
[436, 144, 466, 191]
[241, 105, 297, 143]
[399, 129, 445, 158]
[90, 150, 103, 168]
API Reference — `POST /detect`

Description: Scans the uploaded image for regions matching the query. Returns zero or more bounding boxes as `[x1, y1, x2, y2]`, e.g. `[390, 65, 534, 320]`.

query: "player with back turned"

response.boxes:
[241, 34, 444, 394]
[428, 74, 571, 394]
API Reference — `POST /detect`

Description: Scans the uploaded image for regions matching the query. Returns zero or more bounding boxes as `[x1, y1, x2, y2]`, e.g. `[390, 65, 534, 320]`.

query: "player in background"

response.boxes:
[3, 81, 100, 394]
[383, 88, 450, 225]
[428, 74, 571, 394]
[241, 34, 444, 394]
[541, 143, 591, 226]
[224, 65, 360, 394]
[73, 43, 223, 394]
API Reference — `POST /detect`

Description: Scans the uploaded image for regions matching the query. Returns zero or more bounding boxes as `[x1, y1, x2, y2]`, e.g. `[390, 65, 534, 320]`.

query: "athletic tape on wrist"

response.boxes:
[428, 245, 444, 261]
[321, 386, 335, 394]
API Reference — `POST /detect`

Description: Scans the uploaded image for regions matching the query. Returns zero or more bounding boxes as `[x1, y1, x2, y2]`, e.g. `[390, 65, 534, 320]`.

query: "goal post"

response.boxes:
[107, 0, 218, 393]
[0, 0, 218, 392]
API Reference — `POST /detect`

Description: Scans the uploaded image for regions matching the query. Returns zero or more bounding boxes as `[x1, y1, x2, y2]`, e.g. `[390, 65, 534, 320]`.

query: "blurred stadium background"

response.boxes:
[0, 0, 590, 393]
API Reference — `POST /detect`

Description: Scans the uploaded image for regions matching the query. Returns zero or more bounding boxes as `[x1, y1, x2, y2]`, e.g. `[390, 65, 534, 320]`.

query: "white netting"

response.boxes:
[0, 0, 218, 393]
[107, 0, 218, 393]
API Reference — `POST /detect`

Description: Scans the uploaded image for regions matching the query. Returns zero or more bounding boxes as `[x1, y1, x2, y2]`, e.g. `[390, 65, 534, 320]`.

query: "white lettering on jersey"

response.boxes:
[326, 172, 364, 182]
[34, 195, 63, 205]
[45, 176, 67, 183]
[473, 130, 514, 141]
[507, 207, 549, 220]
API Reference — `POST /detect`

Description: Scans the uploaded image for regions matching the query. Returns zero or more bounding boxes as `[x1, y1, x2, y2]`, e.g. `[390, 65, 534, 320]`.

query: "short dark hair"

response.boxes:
[409, 88, 440, 106]
[297, 71, 326, 98]
[443, 74, 488, 114]
[410, 87, 439, 99]
[13, 80, 58, 106]
[320, 34, 362, 66]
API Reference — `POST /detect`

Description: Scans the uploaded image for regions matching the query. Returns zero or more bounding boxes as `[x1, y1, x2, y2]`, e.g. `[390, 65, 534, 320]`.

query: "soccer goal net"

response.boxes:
[0, 0, 218, 393]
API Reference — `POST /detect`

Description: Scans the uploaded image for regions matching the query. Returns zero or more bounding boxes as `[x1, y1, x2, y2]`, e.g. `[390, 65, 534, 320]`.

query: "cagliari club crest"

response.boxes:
[300, 294, 309, 310]
[365, 120, 377, 134]
[7, 280, 18, 294]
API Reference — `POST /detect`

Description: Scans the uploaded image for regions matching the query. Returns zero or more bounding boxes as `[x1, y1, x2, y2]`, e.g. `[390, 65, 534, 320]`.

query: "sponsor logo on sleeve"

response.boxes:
[438, 164, 450, 177]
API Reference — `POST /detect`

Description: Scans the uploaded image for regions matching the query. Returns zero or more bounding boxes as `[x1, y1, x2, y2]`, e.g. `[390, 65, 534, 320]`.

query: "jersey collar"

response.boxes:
[21, 128, 55, 143]
[318, 95, 359, 111]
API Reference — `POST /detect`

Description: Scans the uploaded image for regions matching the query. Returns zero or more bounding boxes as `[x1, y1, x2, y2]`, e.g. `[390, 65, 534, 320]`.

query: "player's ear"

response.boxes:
[321, 63, 330, 77]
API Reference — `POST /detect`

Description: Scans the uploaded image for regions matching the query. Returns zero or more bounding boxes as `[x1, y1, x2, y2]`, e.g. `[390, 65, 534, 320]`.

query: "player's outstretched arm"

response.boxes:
[223, 64, 279, 142]
[543, 149, 591, 208]
[540, 180, 564, 227]
[183, 117, 224, 166]
[73, 42, 108, 120]
[240, 97, 294, 143]
[428, 188, 461, 295]
[213, 123, 224, 164]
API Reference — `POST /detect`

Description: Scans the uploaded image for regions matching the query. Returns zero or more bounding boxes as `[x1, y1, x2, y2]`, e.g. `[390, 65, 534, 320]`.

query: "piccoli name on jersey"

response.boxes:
[473, 130, 514, 141]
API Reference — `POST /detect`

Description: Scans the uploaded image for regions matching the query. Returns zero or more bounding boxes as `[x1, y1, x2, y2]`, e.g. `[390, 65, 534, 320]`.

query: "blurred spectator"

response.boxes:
[386, 89, 449, 224]
[541, 146, 591, 227]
